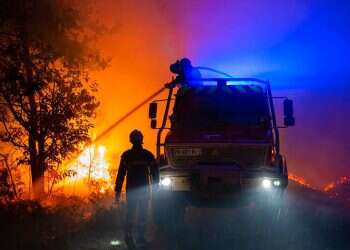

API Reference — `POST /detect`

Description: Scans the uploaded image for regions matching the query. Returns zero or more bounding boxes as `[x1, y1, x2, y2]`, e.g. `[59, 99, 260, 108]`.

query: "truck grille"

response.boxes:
[166, 144, 268, 168]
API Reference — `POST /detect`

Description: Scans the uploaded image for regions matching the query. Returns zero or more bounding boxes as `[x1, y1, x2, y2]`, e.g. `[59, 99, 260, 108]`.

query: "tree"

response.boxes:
[0, 0, 106, 197]
[0, 152, 21, 202]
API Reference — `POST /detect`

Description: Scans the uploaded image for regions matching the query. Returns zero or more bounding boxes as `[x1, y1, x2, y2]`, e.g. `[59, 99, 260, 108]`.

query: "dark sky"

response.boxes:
[94, 0, 350, 188]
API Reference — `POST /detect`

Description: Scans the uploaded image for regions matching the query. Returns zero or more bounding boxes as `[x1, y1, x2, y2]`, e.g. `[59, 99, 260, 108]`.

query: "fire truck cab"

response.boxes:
[149, 60, 295, 224]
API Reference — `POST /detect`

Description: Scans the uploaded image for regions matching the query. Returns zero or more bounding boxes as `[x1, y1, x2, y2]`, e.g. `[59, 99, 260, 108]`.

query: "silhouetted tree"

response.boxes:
[0, 0, 106, 197]
[0, 153, 19, 202]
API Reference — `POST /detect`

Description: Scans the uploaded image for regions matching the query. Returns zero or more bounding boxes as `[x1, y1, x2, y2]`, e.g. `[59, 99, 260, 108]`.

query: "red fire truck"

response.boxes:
[149, 59, 295, 225]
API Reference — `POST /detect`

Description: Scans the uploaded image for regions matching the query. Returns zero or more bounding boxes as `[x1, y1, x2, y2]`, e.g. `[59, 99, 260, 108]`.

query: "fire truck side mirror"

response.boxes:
[149, 102, 157, 119]
[283, 99, 295, 127]
[150, 119, 157, 129]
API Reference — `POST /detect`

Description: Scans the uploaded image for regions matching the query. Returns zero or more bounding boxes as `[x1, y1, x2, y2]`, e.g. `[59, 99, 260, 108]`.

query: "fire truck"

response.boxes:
[148, 59, 295, 225]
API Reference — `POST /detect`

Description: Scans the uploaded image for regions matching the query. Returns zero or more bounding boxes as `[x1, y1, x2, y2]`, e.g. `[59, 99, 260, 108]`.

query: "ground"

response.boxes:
[67, 182, 350, 250]
[1, 182, 349, 250]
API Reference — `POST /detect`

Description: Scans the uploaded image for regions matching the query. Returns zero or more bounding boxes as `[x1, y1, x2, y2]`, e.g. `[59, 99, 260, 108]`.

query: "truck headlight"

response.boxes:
[160, 177, 172, 186]
[273, 179, 281, 187]
[262, 178, 272, 189]
[110, 240, 121, 246]
[261, 178, 281, 189]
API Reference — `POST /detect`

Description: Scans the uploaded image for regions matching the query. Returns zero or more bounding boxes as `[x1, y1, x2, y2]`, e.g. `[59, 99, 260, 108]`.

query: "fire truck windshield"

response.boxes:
[171, 86, 270, 129]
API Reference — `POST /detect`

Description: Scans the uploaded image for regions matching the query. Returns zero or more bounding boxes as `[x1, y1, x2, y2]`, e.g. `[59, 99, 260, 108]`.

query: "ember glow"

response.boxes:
[289, 173, 313, 189]
[324, 176, 350, 192]
[75, 145, 110, 180]
[60, 144, 113, 194]
[324, 176, 350, 205]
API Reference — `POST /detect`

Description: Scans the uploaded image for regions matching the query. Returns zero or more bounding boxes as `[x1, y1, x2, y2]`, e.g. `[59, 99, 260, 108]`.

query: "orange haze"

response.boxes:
[90, 1, 186, 166]
[84, 0, 349, 189]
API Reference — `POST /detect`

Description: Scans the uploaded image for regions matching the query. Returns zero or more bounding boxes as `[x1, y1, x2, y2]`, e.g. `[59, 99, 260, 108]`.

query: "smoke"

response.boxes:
[91, 0, 350, 188]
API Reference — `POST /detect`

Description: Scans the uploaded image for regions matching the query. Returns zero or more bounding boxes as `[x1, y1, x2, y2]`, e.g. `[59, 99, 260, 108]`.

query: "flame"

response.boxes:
[289, 173, 313, 189]
[324, 183, 336, 192]
[74, 145, 110, 180]
[62, 144, 112, 194]
[324, 176, 350, 192]
[78, 145, 94, 166]
[98, 145, 106, 157]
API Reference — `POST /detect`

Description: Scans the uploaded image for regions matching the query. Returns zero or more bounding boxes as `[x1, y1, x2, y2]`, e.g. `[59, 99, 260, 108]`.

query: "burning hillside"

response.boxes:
[324, 176, 350, 205]
[324, 176, 350, 192]
[288, 173, 314, 189]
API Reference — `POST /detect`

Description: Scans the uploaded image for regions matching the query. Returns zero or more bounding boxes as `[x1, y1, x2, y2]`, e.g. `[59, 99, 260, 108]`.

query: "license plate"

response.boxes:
[174, 148, 202, 156]
[201, 169, 241, 185]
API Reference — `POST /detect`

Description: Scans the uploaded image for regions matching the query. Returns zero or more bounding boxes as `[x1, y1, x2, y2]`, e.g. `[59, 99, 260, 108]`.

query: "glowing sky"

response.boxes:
[92, 0, 350, 188]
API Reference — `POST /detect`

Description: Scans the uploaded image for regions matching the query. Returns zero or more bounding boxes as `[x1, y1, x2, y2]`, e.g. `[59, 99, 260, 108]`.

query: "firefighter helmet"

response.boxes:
[129, 129, 143, 144]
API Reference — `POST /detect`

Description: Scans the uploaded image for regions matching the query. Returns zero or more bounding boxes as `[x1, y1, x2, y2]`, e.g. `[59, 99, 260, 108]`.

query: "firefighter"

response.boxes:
[170, 57, 202, 85]
[115, 129, 159, 247]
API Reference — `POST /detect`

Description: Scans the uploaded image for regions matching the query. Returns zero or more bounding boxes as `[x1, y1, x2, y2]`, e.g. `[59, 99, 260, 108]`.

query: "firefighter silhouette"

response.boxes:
[170, 58, 202, 85]
[115, 129, 159, 247]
